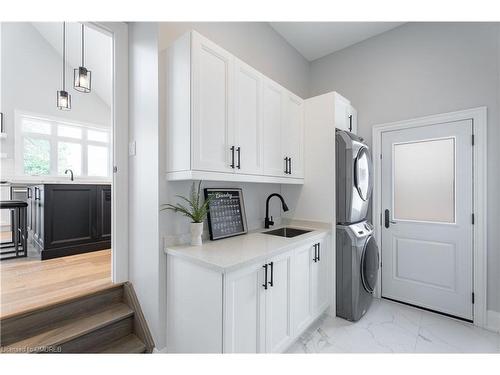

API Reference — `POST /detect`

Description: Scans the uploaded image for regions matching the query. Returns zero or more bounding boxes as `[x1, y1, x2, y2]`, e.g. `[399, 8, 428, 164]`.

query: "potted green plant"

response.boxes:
[161, 181, 211, 246]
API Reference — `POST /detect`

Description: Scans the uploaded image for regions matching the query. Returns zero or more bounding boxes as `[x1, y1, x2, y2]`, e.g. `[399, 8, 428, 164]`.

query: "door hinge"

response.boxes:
[472, 134, 475, 146]
[472, 292, 475, 304]
[113, 166, 118, 173]
[472, 213, 475, 225]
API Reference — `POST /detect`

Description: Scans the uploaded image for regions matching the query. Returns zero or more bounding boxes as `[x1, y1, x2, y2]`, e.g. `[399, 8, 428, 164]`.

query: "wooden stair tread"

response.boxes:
[4, 303, 133, 352]
[99, 334, 146, 353]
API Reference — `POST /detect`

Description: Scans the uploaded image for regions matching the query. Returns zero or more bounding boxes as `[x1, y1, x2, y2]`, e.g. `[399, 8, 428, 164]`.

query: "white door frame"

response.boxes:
[372, 107, 487, 328]
[89, 22, 129, 283]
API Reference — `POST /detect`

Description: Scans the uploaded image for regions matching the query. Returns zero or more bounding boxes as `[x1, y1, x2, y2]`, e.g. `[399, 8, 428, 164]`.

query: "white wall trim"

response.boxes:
[371, 107, 488, 328]
[92, 22, 129, 284]
[486, 310, 500, 333]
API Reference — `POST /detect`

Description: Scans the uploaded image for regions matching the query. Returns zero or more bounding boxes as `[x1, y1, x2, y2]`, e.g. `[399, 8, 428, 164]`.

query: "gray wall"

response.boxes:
[309, 22, 500, 313]
[158, 22, 310, 98]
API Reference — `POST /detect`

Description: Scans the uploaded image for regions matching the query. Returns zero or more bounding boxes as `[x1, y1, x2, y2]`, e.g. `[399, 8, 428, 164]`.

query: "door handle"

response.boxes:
[268, 261, 274, 287]
[236, 147, 241, 169]
[262, 264, 268, 290]
[284, 157, 289, 174]
[384, 209, 396, 228]
[230, 146, 235, 169]
[348, 114, 353, 132]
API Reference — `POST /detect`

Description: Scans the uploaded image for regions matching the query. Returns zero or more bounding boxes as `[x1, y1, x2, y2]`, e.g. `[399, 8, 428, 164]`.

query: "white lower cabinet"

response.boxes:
[166, 234, 329, 353]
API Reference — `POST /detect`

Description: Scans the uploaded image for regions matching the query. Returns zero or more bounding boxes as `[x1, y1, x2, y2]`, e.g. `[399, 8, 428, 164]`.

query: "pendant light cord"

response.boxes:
[81, 24, 85, 67]
[62, 22, 66, 90]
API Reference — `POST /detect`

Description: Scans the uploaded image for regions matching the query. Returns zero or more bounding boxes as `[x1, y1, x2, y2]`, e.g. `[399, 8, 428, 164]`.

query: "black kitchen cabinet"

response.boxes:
[32, 184, 111, 260]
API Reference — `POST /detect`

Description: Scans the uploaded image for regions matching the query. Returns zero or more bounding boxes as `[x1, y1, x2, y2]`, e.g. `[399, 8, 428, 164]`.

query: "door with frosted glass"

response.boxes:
[381, 120, 473, 320]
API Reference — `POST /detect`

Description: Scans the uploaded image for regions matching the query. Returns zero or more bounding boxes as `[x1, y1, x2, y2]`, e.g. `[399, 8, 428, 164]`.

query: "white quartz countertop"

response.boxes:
[2, 178, 111, 185]
[164, 224, 331, 273]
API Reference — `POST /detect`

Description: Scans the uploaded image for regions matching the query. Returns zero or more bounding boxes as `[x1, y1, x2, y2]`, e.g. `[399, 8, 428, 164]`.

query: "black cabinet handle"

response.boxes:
[284, 157, 289, 174]
[236, 147, 241, 169]
[288, 157, 292, 175]
[230, 146, 235, 169]
[348, 115, 353, 132]
[262, 264, 268, 290]
[313, 244, 317, 262]
[268, 261, 274, 287]
[317, 243, 320, 262]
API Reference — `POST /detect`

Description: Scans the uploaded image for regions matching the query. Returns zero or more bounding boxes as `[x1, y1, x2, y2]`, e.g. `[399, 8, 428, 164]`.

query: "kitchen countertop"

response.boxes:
[2, 179, 111, 185]
[164, 222, 331, 273]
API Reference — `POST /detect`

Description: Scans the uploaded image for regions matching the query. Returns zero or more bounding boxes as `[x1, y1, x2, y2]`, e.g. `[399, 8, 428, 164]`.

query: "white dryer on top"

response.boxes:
[336, 130, 373, 224]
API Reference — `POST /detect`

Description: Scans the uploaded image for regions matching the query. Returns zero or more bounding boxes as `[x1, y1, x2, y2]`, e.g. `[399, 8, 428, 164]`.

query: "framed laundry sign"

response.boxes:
[204, 188, 247, 240]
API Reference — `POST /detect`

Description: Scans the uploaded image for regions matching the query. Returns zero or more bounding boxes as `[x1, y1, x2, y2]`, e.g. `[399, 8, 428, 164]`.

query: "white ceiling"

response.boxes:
[269, 22, 404, 61]
[31, 22, 112, 107]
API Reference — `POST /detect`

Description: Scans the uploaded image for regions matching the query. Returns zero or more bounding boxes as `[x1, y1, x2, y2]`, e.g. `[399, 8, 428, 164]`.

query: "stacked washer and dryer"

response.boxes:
[336, 130, 379, 322]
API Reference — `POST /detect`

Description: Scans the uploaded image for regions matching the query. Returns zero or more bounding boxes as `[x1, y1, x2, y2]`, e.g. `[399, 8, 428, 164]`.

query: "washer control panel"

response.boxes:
[345, 221, 374, 238]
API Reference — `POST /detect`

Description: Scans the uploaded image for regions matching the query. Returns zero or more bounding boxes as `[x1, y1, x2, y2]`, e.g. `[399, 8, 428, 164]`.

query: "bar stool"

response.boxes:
[0, 200, 28, 260]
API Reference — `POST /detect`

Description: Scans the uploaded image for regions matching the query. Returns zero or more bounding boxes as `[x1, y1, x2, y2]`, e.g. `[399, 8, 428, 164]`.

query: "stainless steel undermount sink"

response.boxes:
[263, 227, 312, 238]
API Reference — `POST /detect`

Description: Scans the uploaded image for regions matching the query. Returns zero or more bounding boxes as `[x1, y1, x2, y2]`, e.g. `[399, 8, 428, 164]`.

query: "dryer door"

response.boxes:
[354, 147, 373, 202]
[361, 235, 379, 293]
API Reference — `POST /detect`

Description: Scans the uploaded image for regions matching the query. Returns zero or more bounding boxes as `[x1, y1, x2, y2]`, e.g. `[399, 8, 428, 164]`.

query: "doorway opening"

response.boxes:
[0, 22, 127, 318]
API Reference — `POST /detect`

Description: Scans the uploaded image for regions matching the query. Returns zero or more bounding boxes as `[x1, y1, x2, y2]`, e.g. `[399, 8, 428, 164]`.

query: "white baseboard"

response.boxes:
[486, 310, 500, 333]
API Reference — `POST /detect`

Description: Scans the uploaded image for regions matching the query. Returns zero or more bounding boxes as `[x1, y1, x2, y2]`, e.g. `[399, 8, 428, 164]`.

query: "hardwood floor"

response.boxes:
[0, 249, 112, 319]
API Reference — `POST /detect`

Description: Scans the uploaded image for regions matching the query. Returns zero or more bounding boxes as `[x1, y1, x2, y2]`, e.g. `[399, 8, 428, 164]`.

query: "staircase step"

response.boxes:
[99, 334, 147, 353]
[3, 303, 133, 353]
[1, 284, 124, 346]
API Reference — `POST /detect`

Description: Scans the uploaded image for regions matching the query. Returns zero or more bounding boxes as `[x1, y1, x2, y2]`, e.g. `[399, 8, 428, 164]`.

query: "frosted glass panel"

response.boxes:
[394, 138, 455, 222]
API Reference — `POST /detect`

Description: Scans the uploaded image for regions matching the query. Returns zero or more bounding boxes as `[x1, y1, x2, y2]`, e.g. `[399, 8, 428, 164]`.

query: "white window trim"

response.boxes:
[14, 110, 112, 182]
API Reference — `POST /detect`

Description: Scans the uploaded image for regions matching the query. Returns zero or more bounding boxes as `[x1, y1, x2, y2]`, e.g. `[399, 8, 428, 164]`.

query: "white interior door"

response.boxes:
[381, 120, 473, 320]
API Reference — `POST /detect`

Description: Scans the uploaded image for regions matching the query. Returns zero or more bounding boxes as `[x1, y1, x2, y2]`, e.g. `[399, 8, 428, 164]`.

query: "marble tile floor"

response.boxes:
[287, 298, 500, 353]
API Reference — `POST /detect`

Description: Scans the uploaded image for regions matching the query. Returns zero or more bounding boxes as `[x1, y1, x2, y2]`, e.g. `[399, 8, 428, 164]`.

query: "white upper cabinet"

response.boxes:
[166, 31, 304, 184]
[282, 93, 304, 178]
[233, 59, 263, 175]
[191, 32, 234, 173]
[333, 92, 357, 134]
[262, 80, 285, 177]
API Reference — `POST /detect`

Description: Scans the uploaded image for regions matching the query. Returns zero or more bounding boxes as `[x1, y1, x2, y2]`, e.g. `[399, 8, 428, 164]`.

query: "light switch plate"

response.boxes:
[129, 141, 136, 156]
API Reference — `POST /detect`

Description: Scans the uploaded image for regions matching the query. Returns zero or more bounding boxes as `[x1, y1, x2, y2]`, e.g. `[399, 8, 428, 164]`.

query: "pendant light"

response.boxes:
[73, 24, 92, 93]
[57, 22, 71, 110]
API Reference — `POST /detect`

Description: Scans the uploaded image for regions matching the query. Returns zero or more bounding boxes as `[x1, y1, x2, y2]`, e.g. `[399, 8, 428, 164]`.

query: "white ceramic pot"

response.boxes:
[190, 222, 203, 246]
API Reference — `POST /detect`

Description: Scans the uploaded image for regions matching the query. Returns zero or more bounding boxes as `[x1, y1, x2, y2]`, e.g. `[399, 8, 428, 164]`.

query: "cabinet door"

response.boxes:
[234, 59, 263, 175]
[262, 80, 285, 176]
[334, 93, 351, 132]
[348, 105, 358, 134]
[312, 237, 329, 315]
[292, 243, 313, 336]
[282, 93, 304, 178]
[265, 251, 293, 353]
[191, 32, 234, 173]
[96, 185, 111, 241]
[224, 262, 266, 353]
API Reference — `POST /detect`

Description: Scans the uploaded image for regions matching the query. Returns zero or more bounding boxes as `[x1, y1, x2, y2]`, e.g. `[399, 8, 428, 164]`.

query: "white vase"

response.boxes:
[190, 222, 203, 246]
